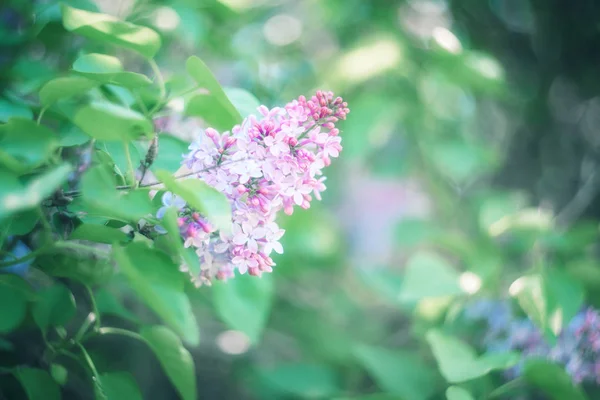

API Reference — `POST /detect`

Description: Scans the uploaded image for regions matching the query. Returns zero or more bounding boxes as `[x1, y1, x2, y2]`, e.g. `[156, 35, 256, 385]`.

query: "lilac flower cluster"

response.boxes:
[157, 91, 349, 285]
[466, 300, 600, 385]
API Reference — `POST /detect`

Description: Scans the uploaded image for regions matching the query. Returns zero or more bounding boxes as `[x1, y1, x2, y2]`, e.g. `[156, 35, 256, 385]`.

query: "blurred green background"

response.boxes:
[4, 0, 600, 399]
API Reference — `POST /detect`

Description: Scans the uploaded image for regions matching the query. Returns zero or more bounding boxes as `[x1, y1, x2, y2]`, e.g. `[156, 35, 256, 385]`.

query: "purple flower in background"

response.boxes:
[154, 192, 186, 234]
[465, 300, 600, 385]
[1, 239, 32, 277]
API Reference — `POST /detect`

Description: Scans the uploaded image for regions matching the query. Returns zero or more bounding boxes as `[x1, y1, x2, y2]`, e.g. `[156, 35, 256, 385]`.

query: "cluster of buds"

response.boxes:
[155, 91, 348, 285]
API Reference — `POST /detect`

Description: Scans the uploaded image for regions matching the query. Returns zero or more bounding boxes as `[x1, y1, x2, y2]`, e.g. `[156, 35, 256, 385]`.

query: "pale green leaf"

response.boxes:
[61, 5, 161, 58]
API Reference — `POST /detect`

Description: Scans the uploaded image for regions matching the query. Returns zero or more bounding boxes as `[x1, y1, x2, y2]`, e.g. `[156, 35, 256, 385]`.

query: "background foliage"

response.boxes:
[2, 0, 600, 399]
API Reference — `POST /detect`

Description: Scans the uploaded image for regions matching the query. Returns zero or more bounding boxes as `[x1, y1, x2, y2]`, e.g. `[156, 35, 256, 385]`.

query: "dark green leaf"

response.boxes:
[113, 243, 199, 345]
[523, 359, 587, 400]
[61, 5, 161, 58]
[39, 76, 98, 106]
[185, 56, 242, 131]
[140, 326, 196, 400]
[70, 224, 130, 244]
[156, 170, 232, 232]
[95, 287, 139, 322]
[101, 372, 142, 400]
[32, 283, 76, 332]
[0, 99, 33, 123]
[212, 274, 274, 344]
[0, 275, 32, 333]
[16, 368, 61, 400]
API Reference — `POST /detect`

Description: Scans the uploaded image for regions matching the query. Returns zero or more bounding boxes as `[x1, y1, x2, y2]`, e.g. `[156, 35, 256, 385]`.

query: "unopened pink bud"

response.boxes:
[329, 128, 339, 136]
[288, 137, 298, 146]
[237, 184, 247, 194]
[177, 218, 186, 227]
[284, 205, 294, 215]
[216, 270, 227, 280]
[248, 267, 260, 276]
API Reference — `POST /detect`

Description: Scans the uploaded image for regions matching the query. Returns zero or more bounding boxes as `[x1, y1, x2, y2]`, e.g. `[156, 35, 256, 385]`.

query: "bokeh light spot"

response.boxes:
[263, 14, 303, 46]
[216, 330, 251, 355]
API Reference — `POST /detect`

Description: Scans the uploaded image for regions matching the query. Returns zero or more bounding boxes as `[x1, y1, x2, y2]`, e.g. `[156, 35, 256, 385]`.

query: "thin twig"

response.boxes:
[63, 158, 246, 197]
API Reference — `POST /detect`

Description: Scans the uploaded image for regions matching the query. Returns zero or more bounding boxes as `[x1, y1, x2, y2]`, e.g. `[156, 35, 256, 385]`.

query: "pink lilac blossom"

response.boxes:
[156, 91, 348, 285]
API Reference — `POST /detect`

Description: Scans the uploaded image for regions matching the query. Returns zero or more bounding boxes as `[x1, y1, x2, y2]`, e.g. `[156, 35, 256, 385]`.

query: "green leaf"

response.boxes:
[523, 359, 587, 400]
[1, 209, 39, 236]
[96, 141, 142, 178]
[0, 99, 33, 123]
[354, 344, 437, 400]
[544, 268, 584, 336]
[162, 207, 200, 275]
[72, 53, 152, 88]
[184, 56, 242, 131]
[95, 287, 139, 322]
[61, 5, 161, 58]
[113, 243, 199, 345]
[334, 396, 403, 400]
[257, 363, 340, 399]
[399, 251, 463, 303]
[59, 125, 90, 147]
[32, 283, 76, 333]
[508, 269, 583, 344]
[16, 368, 61, 400]
[39, 76, 99, 106]
[426, 329, 519, 383]
[0, 118, 59, 172]
[150, 135, 189, 173]
[0, 164, 72, 218]
[73, 101, 153, 141]
[80, 165, 154, 222]
[446, 386, 475, 400]
[70, 224, 130, 244]
[212, 274, 274, 344]
[50, 364, 68, 386]
[140, 326, 196, 400]
[0, 275, 31, 333]
[156, 170, 232, 233]
[101, 372, 142, 400]
[224, 87, 261, 118]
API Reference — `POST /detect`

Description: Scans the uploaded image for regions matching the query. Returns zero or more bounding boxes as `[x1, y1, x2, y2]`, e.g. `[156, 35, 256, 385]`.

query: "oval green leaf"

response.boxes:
[72, 53, 152, 88]
[184, 56, 242, 131]
[140, 326, 196, 400]
[32, 283, 76, 333]
[16, 368, 61, 400]
[73, 101, 152, 141]
[39, 76, 99, 106]
[61, 5, 161, 58]
[212, 273, 274, 344]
